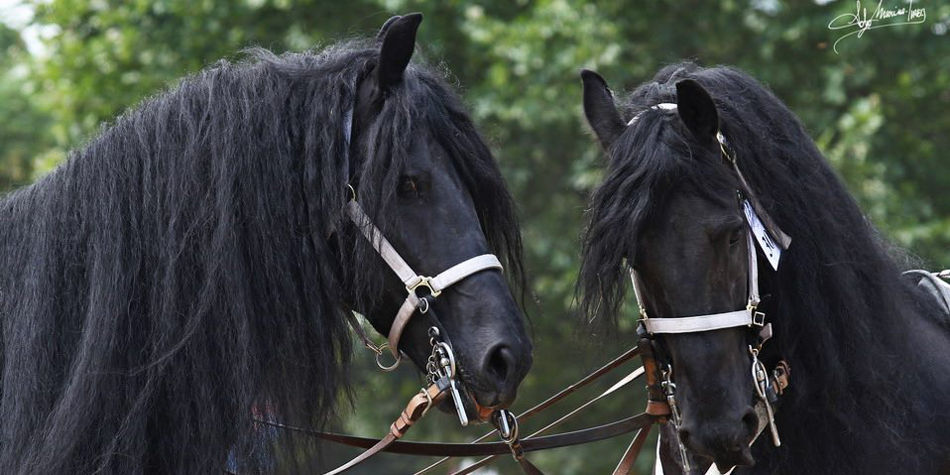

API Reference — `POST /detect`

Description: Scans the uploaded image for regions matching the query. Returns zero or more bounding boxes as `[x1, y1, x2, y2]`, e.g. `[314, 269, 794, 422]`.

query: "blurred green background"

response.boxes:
[1, 0, 948, 473]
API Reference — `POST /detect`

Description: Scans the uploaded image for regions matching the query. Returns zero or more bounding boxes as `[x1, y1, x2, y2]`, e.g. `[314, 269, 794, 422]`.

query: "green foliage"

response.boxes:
[0, 22, 50, 189]
[2, 1, 949, 473]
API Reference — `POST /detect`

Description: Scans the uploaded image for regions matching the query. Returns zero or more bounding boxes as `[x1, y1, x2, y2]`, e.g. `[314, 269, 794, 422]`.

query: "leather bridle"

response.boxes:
[317, 96, 520, 472]
[344, 194, 503, 377]
[627, 103, 792, 473]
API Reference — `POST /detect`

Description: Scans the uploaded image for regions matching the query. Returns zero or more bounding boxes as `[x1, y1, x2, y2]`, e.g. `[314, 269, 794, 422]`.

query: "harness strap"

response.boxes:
[323, 383, 445, 474]
[346, 200, 421, 287]
[718, 132, 791, 251]
[415, 345, 644, 474]
[612, 425, 654, 475]
[278, 412, 658, 458]
[430, 254, 502, 292]
[389, 293, 422, 357]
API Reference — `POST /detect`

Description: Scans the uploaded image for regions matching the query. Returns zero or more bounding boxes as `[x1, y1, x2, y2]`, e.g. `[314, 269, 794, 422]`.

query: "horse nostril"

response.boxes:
[485, 345, 515, 384]
[742, 408, 758, 437]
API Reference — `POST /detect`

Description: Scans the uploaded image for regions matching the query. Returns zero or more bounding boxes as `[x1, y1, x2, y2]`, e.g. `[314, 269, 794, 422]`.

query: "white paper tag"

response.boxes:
[742, 200, 781, 270]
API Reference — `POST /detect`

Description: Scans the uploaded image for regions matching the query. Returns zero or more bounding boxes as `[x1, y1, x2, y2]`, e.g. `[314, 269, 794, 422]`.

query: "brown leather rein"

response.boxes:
[252, 345, 663, 474]
[249, 337, 788, 474]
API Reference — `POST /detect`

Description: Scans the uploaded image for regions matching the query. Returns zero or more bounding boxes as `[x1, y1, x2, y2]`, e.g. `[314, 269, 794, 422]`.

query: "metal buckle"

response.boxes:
[752, 310, 766, 327]
[494, 409, 518, 442]
[660, 367, 691, 472]
[407, 276, 442, 298]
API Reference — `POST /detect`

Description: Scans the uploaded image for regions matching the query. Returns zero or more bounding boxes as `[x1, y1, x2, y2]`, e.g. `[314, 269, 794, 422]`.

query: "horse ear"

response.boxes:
[675, 79, 719, 142]
[581, 69, 625, 150]
[376, 13, 422, 95]
[376, 15, 403, 41]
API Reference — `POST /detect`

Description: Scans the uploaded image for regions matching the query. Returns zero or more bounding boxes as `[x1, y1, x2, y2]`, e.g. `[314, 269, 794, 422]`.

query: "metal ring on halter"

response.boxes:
[375, 343, 401, 372]
[418, 297, 429, 314]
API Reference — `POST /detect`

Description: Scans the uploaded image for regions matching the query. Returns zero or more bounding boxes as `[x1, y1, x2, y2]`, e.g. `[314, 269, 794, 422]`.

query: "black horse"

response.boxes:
[0, 14, 532, 474]
[578, 63, 950, 473]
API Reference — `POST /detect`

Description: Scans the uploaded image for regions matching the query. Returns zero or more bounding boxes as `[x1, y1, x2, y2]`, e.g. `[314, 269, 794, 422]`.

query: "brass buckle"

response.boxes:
[407, 276, 442, 298]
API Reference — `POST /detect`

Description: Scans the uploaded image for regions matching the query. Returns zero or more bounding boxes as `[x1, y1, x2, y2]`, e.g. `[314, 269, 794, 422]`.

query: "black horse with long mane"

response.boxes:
[0, 14, 532, 473]
[578, 63, 950, 473]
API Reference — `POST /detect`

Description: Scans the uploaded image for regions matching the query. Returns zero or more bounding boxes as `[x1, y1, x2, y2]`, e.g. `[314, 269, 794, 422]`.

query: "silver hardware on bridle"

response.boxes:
[661, 366, 691, 471]
[426, 326, 469, 426]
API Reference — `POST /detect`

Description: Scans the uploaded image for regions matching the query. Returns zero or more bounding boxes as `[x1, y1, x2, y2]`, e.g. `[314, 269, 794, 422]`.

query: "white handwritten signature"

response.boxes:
[828, 0, 927, 53]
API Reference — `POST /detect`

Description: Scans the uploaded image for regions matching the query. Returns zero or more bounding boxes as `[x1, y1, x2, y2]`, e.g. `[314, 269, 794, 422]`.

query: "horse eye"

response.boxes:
[397, 176, 418, 196]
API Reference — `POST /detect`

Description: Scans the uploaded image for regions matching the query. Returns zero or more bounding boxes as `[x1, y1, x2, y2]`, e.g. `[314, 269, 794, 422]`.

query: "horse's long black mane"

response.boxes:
[580, 63, 949, 472]
[0, 40, 522, 473]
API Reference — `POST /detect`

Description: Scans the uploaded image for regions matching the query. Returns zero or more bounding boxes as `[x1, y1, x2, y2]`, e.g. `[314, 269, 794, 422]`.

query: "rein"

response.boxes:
[264, 344, 666, 474]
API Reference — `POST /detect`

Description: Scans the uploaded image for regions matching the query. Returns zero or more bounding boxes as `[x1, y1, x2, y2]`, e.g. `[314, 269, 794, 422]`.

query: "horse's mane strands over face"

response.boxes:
[579, 62, 946, 472]
[0, 39, 522, 473]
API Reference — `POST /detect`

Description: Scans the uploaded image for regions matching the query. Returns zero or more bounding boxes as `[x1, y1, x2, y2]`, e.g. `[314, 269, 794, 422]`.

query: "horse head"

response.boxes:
[581, 70, 769, 469]
[340, 14, 532, 419]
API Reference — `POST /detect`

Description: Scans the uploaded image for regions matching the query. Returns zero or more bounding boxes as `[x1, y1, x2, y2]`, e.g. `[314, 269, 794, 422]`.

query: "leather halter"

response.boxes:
[626, 103, 791, 472]
[338, 101, 502, 370]
[345, 198, 503, 364]
[625, 102, 779, 335]
[315, 99, 515, 473]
